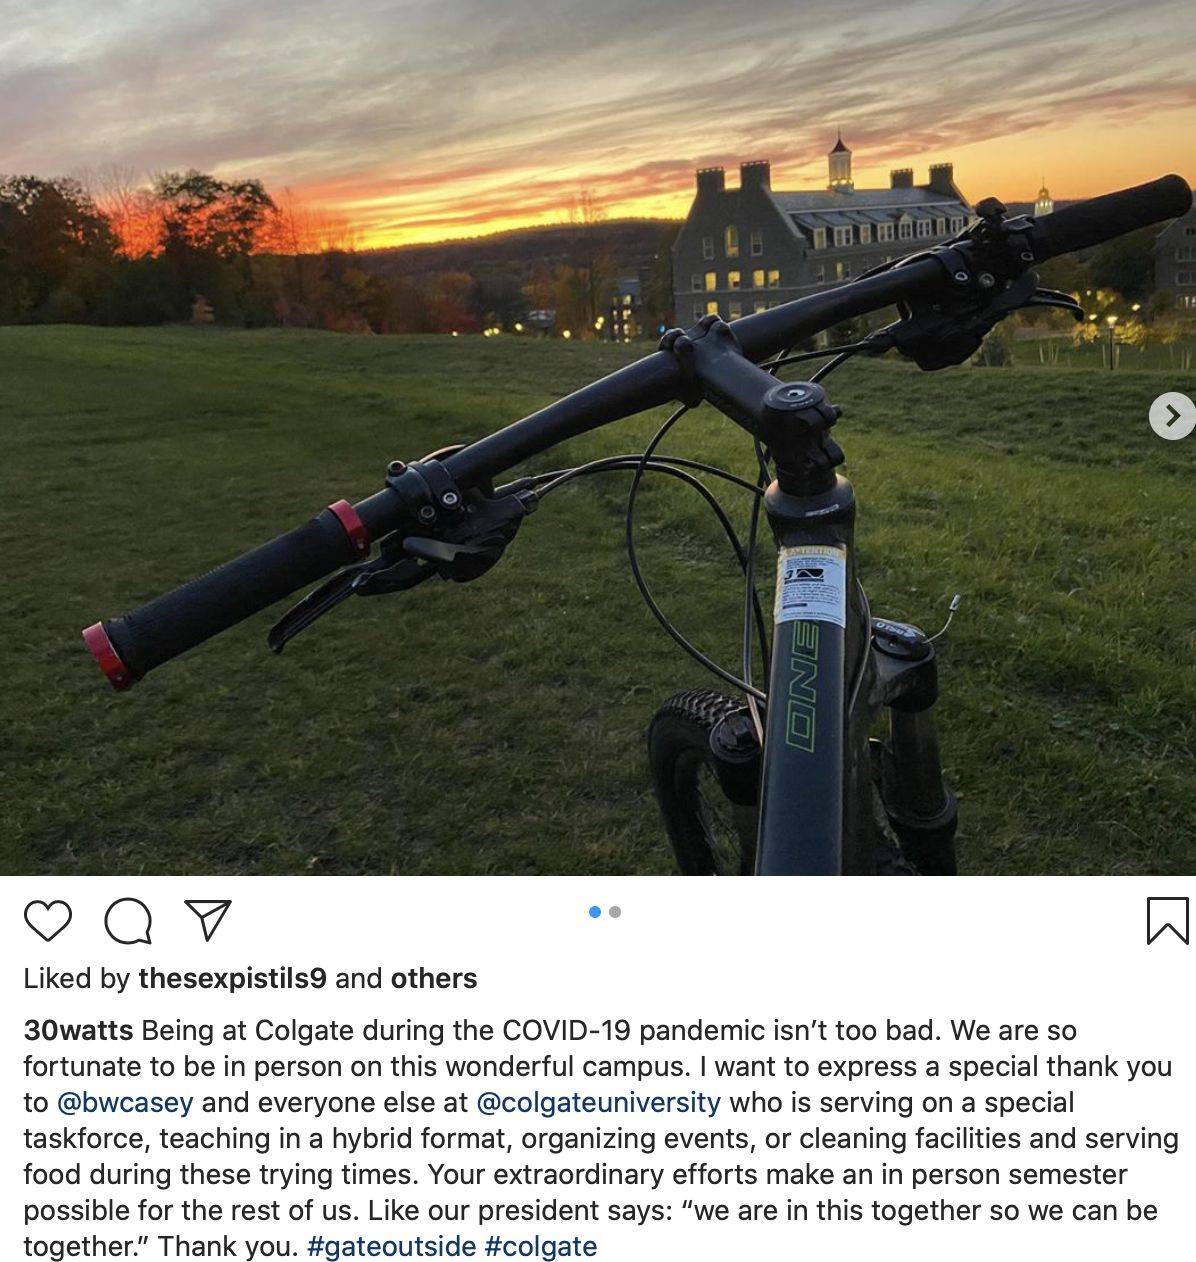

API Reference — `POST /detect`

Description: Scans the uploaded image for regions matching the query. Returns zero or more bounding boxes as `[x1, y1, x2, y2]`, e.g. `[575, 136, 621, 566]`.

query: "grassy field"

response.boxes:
[1, 326, 1193, 875]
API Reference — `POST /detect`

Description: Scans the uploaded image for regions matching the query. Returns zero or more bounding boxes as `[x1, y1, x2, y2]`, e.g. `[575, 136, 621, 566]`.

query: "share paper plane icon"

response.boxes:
[184, 900, 232, 942]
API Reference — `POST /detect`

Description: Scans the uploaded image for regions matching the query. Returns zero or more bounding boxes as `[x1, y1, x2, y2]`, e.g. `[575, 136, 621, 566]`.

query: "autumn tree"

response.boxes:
[150, 171, 277, 321]
[0, 176, 117, 321]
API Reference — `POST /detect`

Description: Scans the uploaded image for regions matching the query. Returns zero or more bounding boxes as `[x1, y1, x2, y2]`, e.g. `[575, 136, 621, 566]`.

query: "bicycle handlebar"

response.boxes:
[84, 503, 371, 686]
[1027, 174, 1191, 262]
[85, 174, 1192, 688]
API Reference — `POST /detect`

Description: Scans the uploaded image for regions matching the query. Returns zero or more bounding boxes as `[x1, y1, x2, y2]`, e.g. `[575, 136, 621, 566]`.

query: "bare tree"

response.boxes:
[77, 164, 161, 257]
[563, 188, 613, 336]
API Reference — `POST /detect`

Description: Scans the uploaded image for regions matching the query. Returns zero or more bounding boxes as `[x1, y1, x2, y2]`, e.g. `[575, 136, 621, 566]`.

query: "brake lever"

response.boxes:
[268, 460, 537, 655]
[1021, 288, 1085, 321]
[266, 551, 433, 653]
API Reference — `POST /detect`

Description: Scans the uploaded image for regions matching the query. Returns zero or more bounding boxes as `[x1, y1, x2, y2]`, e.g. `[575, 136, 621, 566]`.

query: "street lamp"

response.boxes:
[1105, 314, 1119, 370]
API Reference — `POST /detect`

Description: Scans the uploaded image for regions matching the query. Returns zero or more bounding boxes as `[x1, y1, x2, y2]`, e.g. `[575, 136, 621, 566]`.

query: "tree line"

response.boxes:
[0, 170, 677, 336]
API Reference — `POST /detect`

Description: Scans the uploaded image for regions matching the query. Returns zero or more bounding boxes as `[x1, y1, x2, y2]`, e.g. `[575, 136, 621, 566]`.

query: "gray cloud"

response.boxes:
[1, 0, 1191, 234]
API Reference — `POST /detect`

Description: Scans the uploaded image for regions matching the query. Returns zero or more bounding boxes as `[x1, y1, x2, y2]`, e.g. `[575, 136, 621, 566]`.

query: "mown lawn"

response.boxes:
[1, 326, 1193, 875]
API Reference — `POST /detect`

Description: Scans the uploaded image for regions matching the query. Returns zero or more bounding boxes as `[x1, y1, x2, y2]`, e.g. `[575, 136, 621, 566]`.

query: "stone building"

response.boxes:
[1154, 205, 1196, 310]
[671, 136, 971, 325]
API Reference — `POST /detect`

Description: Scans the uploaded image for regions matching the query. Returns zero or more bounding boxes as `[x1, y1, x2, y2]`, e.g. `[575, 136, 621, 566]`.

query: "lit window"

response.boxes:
[898, 219, 913, 241]
[833, 226, 852, 247]
[750, 230, 763, 255]
[767, 269, 780, 288]
[706, 300, 719, 315]
[727, 271, 740, 290]
[728, 301, 742, 319]
[704, 272, 717, 292]
[725, 225, 739, 257]
[622, 294, 632, 306]
[691, 274, 702, 292]
[754, 301, 767, 313]
[752, 268, 765, 288]
[814, 264, 825, 283]
[859, 224, 872, 245]
[812, 227, 827, 250]
[701, 236, 714, 260]
[835, 260, 851, 281]
[917, 220, 933, 238]
[878, 222, 895, 242]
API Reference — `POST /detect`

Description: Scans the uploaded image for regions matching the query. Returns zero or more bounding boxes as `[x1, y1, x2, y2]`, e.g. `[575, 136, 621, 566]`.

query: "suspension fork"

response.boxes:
[870, 619, 959, 874]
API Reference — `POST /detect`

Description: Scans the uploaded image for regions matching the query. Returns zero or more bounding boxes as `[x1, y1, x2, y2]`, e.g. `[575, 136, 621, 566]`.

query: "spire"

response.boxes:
[828, 132, 852, 191]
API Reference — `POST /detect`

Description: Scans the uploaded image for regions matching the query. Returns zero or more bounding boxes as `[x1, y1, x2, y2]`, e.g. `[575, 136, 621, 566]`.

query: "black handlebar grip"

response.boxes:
[1029, 174, 1192, 262]
[83, 501, 370, 688]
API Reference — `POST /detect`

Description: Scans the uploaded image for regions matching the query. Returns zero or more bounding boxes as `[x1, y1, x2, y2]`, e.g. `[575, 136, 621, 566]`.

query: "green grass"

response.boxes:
[1, 326, 1193, 875]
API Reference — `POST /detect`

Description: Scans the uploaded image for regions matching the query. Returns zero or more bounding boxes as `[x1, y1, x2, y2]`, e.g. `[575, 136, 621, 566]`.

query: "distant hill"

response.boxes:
[358, 218, 680, 281]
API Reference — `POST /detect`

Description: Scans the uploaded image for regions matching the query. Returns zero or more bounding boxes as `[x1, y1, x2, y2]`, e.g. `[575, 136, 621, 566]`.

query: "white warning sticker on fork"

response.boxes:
[774, 544, 847, 627]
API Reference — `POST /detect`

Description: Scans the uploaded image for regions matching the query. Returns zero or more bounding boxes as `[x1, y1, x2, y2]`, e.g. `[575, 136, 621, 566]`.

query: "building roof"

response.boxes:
[771, 187, 964, 212]
[770, 186, 969, 238]
[830, 133, 849, 154]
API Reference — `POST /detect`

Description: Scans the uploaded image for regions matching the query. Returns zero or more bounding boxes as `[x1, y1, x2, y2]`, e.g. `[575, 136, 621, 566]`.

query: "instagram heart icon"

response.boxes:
[24, 900, 72, 942]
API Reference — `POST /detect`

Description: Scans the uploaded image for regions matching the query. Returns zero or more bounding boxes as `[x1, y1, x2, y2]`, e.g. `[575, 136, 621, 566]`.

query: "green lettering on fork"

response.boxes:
[785, 621, 819, 753]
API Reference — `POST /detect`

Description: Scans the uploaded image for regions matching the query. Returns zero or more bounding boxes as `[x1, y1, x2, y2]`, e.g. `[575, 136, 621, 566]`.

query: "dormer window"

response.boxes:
[899, 218, 913, 240]
[934, 217, 947, 235]
[917, 219, 933, 238]
[833, 226, 852, 247]
[812, 227, 827, 250]
[859, 224, 872, 245]
[878, 222, 894, 242]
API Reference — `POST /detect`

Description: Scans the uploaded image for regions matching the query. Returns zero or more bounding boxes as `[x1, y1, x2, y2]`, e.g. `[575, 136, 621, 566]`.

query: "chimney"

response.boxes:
[740, 160, 771, 191]
[890, 168, 914, 189]
[928, 162, 955, 195]
[696, 167, 726, 197]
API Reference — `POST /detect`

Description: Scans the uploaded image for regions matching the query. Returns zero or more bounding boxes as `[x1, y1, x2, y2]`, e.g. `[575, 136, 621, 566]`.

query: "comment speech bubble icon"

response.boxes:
[105, 898, 153, 945]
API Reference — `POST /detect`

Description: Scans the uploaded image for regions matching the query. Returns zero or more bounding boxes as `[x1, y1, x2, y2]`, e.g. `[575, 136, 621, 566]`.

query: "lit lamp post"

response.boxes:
[1105, 314, 1119, 370]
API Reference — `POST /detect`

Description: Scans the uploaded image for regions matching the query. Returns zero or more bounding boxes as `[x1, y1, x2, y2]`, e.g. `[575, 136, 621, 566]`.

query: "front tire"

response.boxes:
[647, 688, 916, 875]
[647, 689, 758, 875]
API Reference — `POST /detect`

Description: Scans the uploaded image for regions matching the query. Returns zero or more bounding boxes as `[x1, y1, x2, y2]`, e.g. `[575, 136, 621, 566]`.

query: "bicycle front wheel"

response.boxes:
[647, 689, 758, 875]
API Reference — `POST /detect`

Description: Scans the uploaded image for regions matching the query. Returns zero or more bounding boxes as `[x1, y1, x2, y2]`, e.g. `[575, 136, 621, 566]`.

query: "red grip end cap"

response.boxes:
[82, 622, 136, 691]
[328, 500, 370, 556]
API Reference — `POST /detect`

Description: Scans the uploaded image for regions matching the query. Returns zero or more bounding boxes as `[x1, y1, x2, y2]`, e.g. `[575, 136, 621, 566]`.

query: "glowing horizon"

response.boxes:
[3, 0, 1193, 251]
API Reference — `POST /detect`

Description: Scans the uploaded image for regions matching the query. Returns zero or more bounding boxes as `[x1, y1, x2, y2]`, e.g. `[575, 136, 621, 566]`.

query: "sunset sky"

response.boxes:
[3, 0, 1194, 247]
